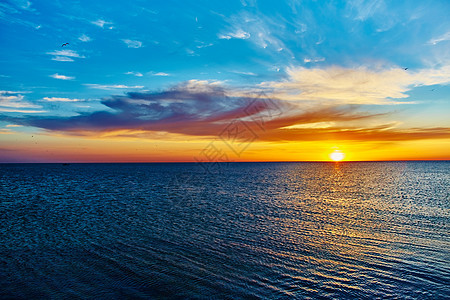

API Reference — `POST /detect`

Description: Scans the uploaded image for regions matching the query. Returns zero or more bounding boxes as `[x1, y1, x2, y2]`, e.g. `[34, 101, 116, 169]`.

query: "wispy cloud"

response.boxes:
[0, 108, 46, 113]
[78, 34, 92, 42]
[91, 19, 113, 29]
[428, 31, 450, 45]
[47, 50, 85, 58]
[0, 90, 40, 108]
[43, 97, 82, 102]
[0, 0, 37, 28]
[51, 56, 74, 62]
[348, 0, 386, 21]
[232, 71, 257, 76]
[303, 57, 325, 63]
[122, 39, 143, 48]
[84, 84, 144, 90]
[47, 49, 85, 62]
[218, 11, 292, 57]
[125, 71, 143, 77]
[0, 128, 13, 134]
[50, 73, 75, 80]
[0, 90, 44, 113]
[150, 72, 170, 76]
[218, 29, 250, 40]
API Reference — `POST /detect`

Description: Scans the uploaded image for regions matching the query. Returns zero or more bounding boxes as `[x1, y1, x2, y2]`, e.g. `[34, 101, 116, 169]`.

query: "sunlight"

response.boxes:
[330, 150, 345, 161]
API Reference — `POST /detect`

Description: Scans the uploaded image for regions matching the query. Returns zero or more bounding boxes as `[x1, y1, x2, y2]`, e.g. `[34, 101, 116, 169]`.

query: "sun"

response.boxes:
[330, 150, 345, 161]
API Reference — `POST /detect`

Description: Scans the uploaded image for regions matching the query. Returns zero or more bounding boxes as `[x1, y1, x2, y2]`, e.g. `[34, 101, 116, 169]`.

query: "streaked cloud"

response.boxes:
[232, 71, 257, 76]
[0, 90, 40, 109]
[218, 29, 250, 40]
[50, 73, 75, 80]
[78, 34, 92, 42]
[122, 39, 143, 48]
[84, 84, 144, 90]
[47, 50, 85, 58]
[428, 31, 450, 45]
[0, 108, 45, 113]
[51, 56, 74, 62]
[125, 71, 143, 77]
[303, 57, 325, 63]
[43, 97, 82, 102]
[221, 11, 292, 54]
[150, 72, 170, 76]
[0, 128, 13, 134]
[47, 49, 85, 62]
[91, 19, 113, 29]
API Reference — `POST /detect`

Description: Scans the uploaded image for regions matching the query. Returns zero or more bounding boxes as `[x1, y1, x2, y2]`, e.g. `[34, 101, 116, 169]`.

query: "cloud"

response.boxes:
[256, 125, 450, 142]
[0, 81, 380, 138]
[261, 65, 450, 105]
[0, 129, 13, 134]
[50, 73, 74, 80]
[0, 108, 45, 113]
[51, 56, 74, 62]
[3, 80, 450, 143]
[84, 84, 144, 90]
[303, 57, 325, 63]
[47, 49, 85, 62]
[43, 97, 82, 102]
[78, 34, 92, 42]
[125, 71, 143, 77]
[232, 71, 257, 76]
[218, 11, 292, 55]
[150, 72, 170, 76]
[218, 29, 250, 40]
[0, 90, 40, 109]
[47, 50, 85, 58]
[0, 0, 38, 28]
[122, 39, 143, 48]
[348, 0, 386, 21]
[428, 31, 450, 45]
[92, 19, 113, 29]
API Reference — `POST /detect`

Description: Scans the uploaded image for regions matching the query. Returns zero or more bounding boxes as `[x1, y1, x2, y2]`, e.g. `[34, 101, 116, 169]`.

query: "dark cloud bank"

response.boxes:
[2, 82, 450, 142]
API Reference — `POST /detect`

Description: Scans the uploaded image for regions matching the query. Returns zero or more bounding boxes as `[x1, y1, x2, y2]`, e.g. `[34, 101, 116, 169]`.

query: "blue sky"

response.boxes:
[0, 0, 449, 162]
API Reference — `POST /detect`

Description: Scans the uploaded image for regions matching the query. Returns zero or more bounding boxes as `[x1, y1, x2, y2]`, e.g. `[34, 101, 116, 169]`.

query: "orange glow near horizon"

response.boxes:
[1, 131, 450, 163]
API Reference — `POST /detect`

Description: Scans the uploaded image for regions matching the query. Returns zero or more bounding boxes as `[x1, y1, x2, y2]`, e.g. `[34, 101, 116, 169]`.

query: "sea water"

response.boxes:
[1, 162, 449, 298]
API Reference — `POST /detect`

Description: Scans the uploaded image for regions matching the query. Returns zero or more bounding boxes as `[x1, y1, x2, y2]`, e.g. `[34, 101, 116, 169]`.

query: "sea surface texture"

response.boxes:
[1, 162, 449, 298]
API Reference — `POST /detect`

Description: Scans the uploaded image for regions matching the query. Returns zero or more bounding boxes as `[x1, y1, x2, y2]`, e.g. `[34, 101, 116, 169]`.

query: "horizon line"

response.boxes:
[1, 159, 449, 164]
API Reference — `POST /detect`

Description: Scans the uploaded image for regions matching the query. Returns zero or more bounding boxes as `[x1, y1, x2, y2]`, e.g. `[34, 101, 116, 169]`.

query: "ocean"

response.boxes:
[1, 162, 449, 298]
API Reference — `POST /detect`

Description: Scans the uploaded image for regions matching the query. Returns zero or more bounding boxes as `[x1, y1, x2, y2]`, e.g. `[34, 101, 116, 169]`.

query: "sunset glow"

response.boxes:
[1, 1, 449, 162]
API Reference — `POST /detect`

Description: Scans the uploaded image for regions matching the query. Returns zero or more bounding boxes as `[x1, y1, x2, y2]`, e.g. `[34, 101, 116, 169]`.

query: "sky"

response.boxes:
[0, 0, 449, 162]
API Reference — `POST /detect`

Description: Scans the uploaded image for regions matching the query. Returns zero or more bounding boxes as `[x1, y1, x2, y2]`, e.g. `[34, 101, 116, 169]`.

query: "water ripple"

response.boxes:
[1, 162, 449, 298]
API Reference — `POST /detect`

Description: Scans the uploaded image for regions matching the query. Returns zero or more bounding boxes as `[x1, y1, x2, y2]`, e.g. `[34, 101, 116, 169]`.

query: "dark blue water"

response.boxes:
[1, 162, 449, 299]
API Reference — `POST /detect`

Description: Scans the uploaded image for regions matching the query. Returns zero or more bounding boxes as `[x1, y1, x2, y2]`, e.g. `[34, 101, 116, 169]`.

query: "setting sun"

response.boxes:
[330, 150, 345, 161]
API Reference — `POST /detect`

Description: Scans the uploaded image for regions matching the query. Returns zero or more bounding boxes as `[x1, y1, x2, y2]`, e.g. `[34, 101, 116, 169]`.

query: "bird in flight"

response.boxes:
[61, 43, 69, 47]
